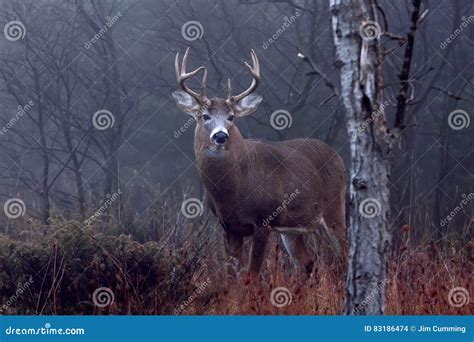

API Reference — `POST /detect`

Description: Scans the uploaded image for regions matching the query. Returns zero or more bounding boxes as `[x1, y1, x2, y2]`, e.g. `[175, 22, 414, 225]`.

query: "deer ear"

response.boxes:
[172, 91, 200, 116]
[235, 94, 262, 117]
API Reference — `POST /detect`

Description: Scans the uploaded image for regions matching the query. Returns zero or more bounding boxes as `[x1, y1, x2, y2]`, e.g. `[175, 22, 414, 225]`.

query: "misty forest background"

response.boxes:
[0, 0, 472, 315]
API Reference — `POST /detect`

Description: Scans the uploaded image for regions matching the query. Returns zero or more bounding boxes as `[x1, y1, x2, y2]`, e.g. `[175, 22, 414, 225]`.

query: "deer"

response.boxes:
[172, 48, 346, 280]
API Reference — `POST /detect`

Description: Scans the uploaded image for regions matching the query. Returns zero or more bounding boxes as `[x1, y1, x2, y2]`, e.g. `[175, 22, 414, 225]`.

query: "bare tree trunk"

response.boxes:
[330, 0, 391, 314]
[34, 73, 51, 224]
[40, 150, 51, 224]
[65, 131, 86, 220]
[78, 2, 123, 199]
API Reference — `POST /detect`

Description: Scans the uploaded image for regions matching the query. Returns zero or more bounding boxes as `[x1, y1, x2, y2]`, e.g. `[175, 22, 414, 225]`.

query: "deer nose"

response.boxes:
[212, 131, 229, 145]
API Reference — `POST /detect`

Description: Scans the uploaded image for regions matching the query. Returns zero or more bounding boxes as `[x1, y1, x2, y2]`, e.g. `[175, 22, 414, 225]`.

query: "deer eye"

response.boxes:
[202, 114, 211, 121]
[227, 115, 234, 122]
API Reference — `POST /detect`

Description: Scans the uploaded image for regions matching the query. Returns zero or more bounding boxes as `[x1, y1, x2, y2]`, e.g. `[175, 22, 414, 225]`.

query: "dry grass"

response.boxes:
[0, 205, 472, 315]
[186, 233, 473, 315]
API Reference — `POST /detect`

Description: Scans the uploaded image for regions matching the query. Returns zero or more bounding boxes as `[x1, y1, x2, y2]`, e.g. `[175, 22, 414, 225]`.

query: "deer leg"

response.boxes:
[224, 231, 243, 278]
[280, 233, 314, 279]
[321, 209, 347, 261]
[247, 228, 268, 277]
[318, 214, 347, 276]
[323, 192, 347, 255]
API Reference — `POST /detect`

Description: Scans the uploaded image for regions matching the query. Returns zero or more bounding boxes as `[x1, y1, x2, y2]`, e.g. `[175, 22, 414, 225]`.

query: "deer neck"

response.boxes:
[194, 125, 246, 194]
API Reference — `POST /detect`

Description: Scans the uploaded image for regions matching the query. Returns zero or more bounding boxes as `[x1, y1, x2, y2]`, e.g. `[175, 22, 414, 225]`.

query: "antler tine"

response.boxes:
[252, 49, 260, 76]
[247, 49, 260, 79]
[175, 48, 207, 103]
[228, 49, 260, 103]
[227, 78, 232, 99]
[201, 69, 208, 98]
[175, 51, 181, 80]
[181, 47, 190, 75]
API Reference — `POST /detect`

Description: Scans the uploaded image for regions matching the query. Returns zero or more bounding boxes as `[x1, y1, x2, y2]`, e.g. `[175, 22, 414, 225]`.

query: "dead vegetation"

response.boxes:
[0, 199, 472, 315]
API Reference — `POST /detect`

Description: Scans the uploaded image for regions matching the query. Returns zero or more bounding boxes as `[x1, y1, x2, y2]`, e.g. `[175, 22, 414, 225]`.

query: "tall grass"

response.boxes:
[0, 192, 471, 315]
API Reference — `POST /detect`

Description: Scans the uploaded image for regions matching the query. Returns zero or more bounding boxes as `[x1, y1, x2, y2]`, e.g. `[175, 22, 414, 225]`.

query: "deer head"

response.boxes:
[172, 48, 262, 148]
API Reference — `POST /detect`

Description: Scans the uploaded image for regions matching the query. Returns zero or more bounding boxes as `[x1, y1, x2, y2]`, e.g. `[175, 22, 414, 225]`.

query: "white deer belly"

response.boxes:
[273, 226, 312, 234]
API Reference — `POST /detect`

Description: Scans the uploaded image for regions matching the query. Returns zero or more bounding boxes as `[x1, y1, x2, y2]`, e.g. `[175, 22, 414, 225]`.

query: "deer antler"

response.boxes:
[227, 49, 260, 104]
[175, 47, 208, 104]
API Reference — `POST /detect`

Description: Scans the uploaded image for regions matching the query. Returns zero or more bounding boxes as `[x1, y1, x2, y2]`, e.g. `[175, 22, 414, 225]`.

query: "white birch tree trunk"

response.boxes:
[329, 0, 392, 314]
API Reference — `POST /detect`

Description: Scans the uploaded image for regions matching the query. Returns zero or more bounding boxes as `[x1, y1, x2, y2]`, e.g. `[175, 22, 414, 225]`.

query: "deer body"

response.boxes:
[196, 126, 345, 234]
[173, 49, 346, 278]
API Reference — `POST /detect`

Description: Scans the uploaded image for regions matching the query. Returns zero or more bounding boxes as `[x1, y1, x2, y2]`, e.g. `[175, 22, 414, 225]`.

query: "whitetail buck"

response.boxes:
[173, 48, 346, 278]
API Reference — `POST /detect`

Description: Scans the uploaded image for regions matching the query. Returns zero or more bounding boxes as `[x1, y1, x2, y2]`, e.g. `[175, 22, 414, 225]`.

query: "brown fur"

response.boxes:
[193, 100, 346, 277]
[173, 49, 346, 278]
